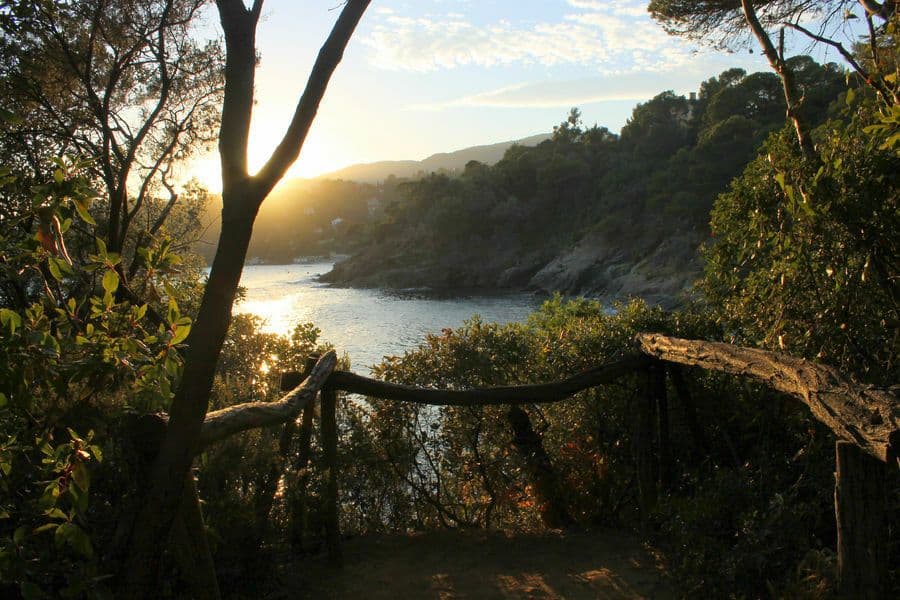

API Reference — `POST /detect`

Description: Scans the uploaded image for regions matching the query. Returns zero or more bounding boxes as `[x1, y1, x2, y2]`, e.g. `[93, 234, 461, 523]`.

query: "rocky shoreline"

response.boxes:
[320, 229, 703, 309]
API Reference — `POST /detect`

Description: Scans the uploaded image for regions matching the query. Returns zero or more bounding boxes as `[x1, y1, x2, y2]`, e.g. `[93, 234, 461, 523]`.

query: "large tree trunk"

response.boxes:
[118, 2, 370, 594]
[120, 206, 258, 595]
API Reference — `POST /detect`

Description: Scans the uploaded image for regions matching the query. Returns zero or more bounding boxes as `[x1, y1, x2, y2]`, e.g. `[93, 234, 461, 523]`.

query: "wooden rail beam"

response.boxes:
[325, 355, 649, 406]
[199, 351, 337, 449]
[637, 334, 899, 464]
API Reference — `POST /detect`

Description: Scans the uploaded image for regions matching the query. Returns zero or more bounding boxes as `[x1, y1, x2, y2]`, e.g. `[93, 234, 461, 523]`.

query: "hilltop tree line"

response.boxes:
[327, 57, 845, 291]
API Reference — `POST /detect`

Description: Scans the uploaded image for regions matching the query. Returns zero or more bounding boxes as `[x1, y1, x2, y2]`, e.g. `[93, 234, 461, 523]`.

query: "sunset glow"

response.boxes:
[179, 0, 791, 192]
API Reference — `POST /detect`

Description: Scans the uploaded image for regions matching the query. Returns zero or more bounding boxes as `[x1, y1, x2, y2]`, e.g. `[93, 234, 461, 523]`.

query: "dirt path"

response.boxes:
[268, 529, 676, 599]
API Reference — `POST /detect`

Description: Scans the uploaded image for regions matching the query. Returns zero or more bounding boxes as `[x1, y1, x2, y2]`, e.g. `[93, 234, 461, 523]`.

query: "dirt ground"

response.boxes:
[266, 529, 676, 599]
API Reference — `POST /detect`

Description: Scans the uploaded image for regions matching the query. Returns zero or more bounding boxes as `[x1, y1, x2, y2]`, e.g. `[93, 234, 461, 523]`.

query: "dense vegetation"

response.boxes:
[1, 1, 898, 598]
[323, 58, 846, 299]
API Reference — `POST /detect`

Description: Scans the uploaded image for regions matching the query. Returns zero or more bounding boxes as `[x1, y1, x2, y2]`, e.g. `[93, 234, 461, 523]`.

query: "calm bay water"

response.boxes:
[233, 261, 543, 373]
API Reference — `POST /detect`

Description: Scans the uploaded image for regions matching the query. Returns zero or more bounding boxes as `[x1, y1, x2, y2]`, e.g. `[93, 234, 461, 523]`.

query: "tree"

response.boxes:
[621, 91, 694, 159]
[0, 0, 224, 303]
[649, 0, 899, 155]
[701, 108, 899, 384]
[120, 0, 371, 595]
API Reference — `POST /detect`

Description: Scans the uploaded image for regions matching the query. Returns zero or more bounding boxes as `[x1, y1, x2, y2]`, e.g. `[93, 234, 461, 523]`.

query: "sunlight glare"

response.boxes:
[235, 296, 295, 335]
[179, 123, 345, 192]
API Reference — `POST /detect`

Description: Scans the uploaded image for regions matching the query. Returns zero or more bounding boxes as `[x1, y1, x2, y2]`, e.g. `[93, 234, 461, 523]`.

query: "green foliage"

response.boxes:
[334, 59, 845, 291]
[344, 298, 716, 531]
[314, 296, 851, 597]
[702, 104, 899, 383]
[0, 428, 107, 598]
[0, 158, 196, 595]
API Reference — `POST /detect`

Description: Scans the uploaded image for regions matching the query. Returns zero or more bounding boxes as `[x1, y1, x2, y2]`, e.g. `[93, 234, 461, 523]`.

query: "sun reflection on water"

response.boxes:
[232, 262, 542, 374]
[234, 296, 296, 335]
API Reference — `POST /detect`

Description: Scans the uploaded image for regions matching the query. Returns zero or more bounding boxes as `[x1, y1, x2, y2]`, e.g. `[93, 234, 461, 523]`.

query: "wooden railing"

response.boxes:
[135, 334, 898, 599]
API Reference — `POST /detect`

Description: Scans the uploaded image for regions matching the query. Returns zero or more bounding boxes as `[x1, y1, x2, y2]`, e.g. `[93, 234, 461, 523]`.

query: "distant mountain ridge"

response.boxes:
[317, 133, 551, 183]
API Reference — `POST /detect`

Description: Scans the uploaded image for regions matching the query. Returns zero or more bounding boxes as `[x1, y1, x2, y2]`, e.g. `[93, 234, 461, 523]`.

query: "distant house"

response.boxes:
[330, 218, 344, 229]
[366, 196, 381, 216]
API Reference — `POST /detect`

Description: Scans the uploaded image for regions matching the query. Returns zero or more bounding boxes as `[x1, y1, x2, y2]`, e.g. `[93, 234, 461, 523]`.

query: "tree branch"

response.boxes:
[783, 21, 896, 104]
[199, 350, 337, 448]
[636, 333, 899, 464]
[858, 0, 895, 20]
[325, 355, 649, 406]
[740, 0, 816, 158]
[254, 0, 370, 196]
[215, 0, 259, 191]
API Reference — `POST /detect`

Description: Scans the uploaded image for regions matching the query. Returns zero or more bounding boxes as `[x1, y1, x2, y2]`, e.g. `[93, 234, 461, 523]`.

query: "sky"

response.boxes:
[185, 0, 847, 191]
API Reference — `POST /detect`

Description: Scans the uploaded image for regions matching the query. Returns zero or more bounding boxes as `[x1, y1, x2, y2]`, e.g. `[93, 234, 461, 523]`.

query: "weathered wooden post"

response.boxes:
[634, 369, 658, 520]
[666, 364, 712, 459]
[834, 440, 887, 599]
[650, 360, 672, 491]
[284, 355, 320, 552]
[321, 383, 342, 566]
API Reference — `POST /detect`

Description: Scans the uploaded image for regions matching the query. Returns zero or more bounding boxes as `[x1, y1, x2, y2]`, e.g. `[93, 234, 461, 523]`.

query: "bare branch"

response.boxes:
[199, 350, 337, 448]
[637, 333, 899, 464]
[326, 355, 649, 406]
[254, 0, 370, 196]
[784, 21, 895, 103]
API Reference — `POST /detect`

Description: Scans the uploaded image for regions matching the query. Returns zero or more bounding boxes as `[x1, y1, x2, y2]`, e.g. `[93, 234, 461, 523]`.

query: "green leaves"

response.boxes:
[54, 522, 93, 558]
[71, 195, 95, 225]
[863, 103, 900, 156]
[0, 155, 195, 595]
[0, 308, 22, 335]
[102, 269, 119, 294]
[46, 256, 73, 281]
[170, 321, 191, 345]
[703, 111, 898, 384]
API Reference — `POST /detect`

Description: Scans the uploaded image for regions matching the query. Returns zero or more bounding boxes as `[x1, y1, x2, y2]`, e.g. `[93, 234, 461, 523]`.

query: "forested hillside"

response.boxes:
[324, 58, 845, 304]
[195, 179, 377, 264]
[196, 135, 552, 265]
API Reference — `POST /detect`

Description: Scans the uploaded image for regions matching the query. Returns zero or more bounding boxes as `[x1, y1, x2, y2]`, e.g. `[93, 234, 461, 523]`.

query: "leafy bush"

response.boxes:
[702, 104, 899, 384]
[0, 159, 192, 597]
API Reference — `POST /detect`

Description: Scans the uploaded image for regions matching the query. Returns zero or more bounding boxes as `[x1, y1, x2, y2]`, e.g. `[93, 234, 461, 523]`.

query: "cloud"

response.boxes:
[363, 1, 692, 73]
[567, 0, 647, 17]
[408, 72, 697, 111]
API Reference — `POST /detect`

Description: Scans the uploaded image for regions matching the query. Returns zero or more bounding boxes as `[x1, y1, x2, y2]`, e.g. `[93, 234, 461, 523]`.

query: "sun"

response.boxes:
[180, 125, 343, 193]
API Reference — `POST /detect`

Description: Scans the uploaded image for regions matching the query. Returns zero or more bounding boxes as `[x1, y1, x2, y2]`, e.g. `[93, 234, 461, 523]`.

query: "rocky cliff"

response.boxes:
[321, 227, 702, 308]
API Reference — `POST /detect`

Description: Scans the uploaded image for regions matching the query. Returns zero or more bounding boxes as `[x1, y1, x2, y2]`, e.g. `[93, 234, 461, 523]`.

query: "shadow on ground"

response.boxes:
[268, 529, 674, 599]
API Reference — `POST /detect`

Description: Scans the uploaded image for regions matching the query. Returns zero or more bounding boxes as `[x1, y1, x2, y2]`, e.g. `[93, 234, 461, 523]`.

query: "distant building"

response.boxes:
[366, 196, 381, 216]
[330, 218, 344, 229]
